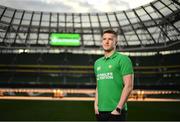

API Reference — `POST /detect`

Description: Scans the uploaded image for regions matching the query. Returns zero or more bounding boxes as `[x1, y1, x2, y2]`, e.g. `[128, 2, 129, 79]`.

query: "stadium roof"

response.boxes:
[0, 0, 179, 54]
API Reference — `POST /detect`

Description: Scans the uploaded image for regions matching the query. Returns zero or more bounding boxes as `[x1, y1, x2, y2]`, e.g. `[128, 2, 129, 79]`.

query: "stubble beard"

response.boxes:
[103, 47, 115, 52]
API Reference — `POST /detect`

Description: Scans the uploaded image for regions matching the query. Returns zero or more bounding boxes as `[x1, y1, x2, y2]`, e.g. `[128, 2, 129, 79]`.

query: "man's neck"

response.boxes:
[104, 50, 115, 58]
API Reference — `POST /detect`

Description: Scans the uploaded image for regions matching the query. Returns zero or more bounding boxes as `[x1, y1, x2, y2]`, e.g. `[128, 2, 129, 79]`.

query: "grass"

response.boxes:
[0, 99, 180, 121]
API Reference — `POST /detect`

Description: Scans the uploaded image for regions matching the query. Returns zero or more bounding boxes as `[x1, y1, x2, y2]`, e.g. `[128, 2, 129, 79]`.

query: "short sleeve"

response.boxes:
[120, 56, 134, 76]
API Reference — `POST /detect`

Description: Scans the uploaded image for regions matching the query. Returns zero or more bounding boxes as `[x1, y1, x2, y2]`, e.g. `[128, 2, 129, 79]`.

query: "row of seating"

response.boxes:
[0, 53, 179, 89]
[1, 53, 179, 66]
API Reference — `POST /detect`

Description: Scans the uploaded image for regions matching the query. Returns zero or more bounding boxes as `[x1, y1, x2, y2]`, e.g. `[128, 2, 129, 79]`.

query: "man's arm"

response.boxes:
[111, 74, 134, 115]
[94, 87, 99, 114]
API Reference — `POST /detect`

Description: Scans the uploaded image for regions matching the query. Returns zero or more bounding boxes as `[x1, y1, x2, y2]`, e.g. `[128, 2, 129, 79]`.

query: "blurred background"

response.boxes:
[0, 0, 180, 121]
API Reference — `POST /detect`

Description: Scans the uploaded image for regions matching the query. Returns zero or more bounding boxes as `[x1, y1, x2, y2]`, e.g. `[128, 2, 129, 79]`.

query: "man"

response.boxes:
[94, 29, 134, 121]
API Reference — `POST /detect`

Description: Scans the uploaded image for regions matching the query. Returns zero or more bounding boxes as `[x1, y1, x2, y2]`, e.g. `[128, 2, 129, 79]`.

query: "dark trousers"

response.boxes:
[96, 110, 127, 121]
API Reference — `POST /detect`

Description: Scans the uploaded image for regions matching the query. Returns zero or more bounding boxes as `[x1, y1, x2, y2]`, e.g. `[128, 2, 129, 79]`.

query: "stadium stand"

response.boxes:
[0, 0, 180, 90]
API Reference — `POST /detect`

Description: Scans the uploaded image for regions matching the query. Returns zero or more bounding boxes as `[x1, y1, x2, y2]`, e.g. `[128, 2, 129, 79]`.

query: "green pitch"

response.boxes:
[0, 100, 180, 121]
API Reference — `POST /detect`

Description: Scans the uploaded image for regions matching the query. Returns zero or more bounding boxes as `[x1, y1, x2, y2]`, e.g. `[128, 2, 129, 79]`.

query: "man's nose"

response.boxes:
[105, 40, 109, 43]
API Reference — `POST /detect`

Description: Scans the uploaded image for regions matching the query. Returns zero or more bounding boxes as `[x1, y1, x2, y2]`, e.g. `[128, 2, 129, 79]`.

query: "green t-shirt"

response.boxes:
[94, 51, 134, 111]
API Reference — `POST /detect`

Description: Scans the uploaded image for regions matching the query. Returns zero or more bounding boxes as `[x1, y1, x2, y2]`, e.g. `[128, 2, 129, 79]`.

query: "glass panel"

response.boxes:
[51, 13, 57, 28]
[66, 14, 72, 28]
[116, 12, 129, 26]
[108, 14, 118, 27]
[83, 34, 94, 45]
[16, 33, 26, 43]
[136, 9, 151, 21]
[74, 14, 80, 28]
[153, 1, 164, 10]
[168, 4, 178, 11]
[144, 6, 160, 19]
[4, 9, 14, 17]
[126, 11, 139, 24]
[27, 33, 37, 44]
[32, 13, 40, 26]
[41, 13, 49, 27]
[21, 12, 32, 25]
[82, 15, 90, 27]
[90, 15, 99, 27]
[58, 14, 65, 27]
[99, 14, 109, 27]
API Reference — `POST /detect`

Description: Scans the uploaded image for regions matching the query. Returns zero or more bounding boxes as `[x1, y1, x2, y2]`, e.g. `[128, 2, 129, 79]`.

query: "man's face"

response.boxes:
[102, 33, 117, 52]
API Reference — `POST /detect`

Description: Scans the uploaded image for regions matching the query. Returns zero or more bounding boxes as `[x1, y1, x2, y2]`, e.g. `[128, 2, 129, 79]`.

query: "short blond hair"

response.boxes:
[103, 29, 118, 38]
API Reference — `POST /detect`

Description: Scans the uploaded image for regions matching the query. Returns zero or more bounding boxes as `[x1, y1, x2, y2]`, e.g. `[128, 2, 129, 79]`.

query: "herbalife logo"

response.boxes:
[97, 72, 113, 80]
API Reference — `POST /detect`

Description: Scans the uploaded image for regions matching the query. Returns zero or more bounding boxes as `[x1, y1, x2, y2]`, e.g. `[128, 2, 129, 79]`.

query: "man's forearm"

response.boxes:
[117, 74, 134, 109]
[117, 84, 133, 109]
[94, 87, 99, 114]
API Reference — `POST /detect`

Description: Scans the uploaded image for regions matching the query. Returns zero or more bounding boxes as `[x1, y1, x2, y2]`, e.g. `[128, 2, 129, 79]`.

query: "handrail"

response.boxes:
[0, 64, 93, 69]
[0, 64, 180, 69]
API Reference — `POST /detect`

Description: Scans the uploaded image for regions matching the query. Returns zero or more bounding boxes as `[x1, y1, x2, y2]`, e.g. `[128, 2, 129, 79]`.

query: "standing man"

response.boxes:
[94, 29, 134, 121]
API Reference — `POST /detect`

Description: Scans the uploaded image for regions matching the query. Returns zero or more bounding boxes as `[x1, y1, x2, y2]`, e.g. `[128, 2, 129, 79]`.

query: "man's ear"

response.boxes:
[115, 41, 118, 45]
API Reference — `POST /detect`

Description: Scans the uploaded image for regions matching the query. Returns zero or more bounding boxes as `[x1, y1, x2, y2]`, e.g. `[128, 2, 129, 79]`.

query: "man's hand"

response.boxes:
[111, 109, 121, 115]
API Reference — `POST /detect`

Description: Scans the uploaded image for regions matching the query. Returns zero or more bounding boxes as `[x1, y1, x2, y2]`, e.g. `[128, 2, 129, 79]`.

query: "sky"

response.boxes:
[0, 0, 155, 13]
